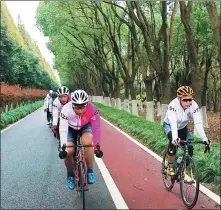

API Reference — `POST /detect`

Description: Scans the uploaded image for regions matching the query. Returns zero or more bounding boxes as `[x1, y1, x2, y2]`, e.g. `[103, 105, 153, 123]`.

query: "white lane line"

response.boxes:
[1, 106, 43, 133]
[101, 116, 221, 205]
[95, 157, 129, 209]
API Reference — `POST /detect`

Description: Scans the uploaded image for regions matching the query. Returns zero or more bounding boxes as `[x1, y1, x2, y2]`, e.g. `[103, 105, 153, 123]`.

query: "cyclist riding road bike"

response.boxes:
[58, 89, 102, 190]
[163, 86, 211, 176]
[44, 90, 53, 125]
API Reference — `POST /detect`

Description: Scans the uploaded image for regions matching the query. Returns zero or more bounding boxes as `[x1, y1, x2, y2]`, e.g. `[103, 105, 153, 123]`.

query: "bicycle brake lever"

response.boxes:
[95, 150, 103, 158]
[61, 144, 66, 151]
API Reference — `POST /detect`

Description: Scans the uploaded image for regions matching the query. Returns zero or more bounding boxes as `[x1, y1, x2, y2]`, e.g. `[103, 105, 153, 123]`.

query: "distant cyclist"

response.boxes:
[51, 86, 70, 141]
[58, 89, 102, 190]
[44, 90, 53, 125]
[163, 86, 211, 176]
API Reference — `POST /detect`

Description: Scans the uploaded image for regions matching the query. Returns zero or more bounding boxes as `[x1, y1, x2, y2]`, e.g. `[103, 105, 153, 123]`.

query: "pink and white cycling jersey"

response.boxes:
[52, 96, 70, 126]
[59, 101, 100, 147]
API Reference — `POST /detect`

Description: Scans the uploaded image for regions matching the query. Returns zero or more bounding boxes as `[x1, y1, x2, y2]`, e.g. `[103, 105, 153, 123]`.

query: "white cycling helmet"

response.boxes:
[49, 90, 53, 94]
[71, 89, 88, 106]
[57, 86, 69, 96]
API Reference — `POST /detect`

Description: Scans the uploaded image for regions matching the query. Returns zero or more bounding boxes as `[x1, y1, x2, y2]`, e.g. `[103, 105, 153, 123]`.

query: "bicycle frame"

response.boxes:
[173, 143, 190, 181]
[74, 133, 89, 192]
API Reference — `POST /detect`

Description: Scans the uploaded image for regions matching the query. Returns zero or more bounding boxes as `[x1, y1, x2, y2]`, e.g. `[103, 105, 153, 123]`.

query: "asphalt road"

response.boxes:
[1, 107, 116, 209]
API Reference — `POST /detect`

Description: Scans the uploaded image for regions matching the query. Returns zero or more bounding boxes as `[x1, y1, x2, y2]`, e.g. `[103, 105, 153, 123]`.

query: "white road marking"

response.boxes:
[95, 157, 129, 209]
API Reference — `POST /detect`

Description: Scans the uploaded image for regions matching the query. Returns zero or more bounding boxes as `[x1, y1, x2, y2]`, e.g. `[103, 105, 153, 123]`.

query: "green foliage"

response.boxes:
[1, 100, 43, 130]
[36, 1, 220, 108]
[0, 21, 57, 90]
[94, 102, 220, 190]
[36, 2, 127, 91]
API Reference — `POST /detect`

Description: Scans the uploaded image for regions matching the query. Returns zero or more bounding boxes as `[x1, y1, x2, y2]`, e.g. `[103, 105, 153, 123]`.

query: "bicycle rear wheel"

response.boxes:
[78, 161, 85, 210]
[180, 157, 199, 209]
[161, 148, 175, 191]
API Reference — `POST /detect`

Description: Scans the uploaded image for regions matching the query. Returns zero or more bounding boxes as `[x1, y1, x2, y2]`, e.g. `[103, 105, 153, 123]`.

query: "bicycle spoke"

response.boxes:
[180, 158, 199, 209]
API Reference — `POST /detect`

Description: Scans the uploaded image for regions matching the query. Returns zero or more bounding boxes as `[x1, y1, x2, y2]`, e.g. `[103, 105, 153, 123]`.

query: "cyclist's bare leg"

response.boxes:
[167, 131, 176, 163]
[64, 142, 75, 177]
[82, 133, 94, 168]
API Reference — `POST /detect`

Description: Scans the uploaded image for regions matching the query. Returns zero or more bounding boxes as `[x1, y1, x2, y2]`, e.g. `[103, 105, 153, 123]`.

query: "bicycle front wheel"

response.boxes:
[161, 148, 175, 191]
[180, 157, 199, 209]
[78, 161, 85, 210]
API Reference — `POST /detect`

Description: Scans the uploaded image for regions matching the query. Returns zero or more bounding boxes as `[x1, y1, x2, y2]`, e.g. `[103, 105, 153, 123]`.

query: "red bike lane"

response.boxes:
[100, 119, 220, 209]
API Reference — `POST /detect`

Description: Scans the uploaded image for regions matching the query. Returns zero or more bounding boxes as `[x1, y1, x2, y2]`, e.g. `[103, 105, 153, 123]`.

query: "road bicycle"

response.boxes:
[161, 139, 210, 209]
[59, 131, 103, 209]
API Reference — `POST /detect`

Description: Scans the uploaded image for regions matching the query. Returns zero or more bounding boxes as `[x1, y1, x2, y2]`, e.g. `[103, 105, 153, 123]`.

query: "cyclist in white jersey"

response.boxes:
[44, 90, 53, 125]
[163, 86, 211, 176]
[52, 86, 70, 141]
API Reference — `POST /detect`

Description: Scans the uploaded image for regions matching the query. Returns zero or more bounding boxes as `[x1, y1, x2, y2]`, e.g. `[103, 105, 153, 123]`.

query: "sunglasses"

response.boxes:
[73, 103, 87, 110]
[182, 98, 193, 102]
[74, 106, 87, 110]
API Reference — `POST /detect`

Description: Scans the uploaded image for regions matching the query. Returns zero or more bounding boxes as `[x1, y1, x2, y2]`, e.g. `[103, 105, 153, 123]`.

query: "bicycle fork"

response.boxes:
[74, 150, 89, 192]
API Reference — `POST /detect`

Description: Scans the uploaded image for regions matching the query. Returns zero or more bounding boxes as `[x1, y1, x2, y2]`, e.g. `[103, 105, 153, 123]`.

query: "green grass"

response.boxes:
[94, 102, 220, 195]
[1, 100, 43, 130]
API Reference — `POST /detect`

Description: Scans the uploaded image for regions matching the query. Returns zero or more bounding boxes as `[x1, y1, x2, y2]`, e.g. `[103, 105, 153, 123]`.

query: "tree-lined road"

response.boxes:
[1, 107, 220, 209]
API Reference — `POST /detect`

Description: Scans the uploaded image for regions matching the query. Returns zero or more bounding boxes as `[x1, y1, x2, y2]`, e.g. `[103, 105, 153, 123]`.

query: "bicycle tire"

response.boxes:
[180, 157, 199, 209]
[79, 161, 85, 210]
[162, 148, 175, 191]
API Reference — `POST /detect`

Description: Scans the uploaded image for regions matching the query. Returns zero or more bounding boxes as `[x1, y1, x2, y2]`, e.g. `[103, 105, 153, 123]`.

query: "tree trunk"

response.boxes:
[109, 79, 115, 98]
[205, 1, 220, 66]
[161, 1, 170, 104]
[201, 52, 211, 106]
[127, 1, 171, 110]
[180, 1, 203, 106]
[129, 79, 136, 100]
[143, 78, 153, 102]
[124, 81, 130, 99]
[115, 77, 120, 98]
[101, 74, 109, 97]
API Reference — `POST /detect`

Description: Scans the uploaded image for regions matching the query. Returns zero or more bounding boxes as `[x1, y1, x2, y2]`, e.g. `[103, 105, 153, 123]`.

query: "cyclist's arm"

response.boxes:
[59, 110, 69, 147]
[52, 99, 58, 126]
[90, 108, 100, 145]
[167, 105, 179, 141]
[192, 103, 208, 142]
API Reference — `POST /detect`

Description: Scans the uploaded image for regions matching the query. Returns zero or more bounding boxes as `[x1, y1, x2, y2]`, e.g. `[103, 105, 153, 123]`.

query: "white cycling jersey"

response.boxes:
[52, 96, 71, 126]
[44, 94, 52, 112]
[52, 97, 63, 126]
[164, 98, 208, 142]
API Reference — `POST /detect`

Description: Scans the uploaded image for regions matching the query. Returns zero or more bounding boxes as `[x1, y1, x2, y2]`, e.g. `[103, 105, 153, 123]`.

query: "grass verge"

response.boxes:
[1, 100, 43, 130]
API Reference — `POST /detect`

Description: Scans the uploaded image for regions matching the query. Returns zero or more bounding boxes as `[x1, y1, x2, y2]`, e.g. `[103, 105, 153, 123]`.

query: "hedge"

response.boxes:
[1, 100, 43, 130]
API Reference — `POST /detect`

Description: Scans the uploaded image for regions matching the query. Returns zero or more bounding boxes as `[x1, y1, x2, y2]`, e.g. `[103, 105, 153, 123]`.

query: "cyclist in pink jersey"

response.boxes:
[59, 89, 101, 190]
